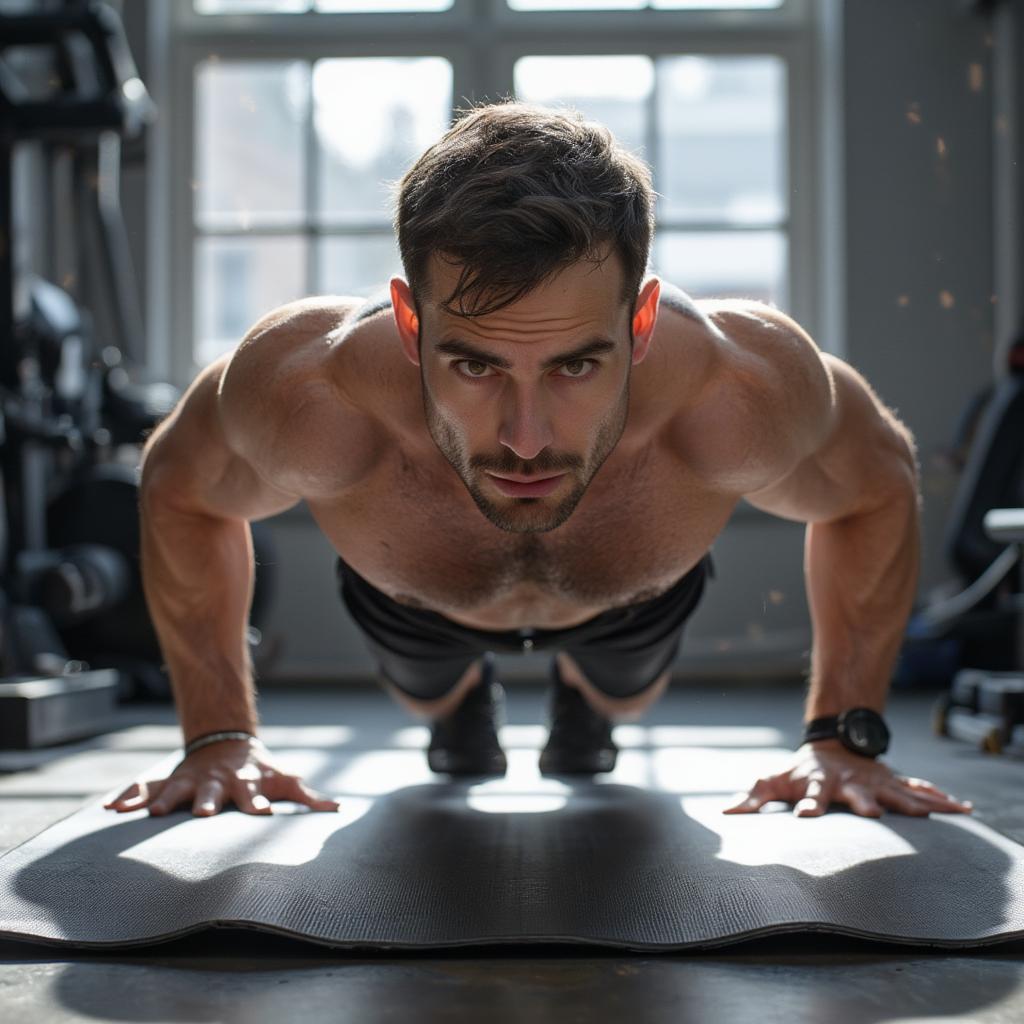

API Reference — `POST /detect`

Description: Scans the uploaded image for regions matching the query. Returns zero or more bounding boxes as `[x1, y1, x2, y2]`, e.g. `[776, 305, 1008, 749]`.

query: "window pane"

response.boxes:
[653, 230, 786, 307]
[509, 0, 782, 9]
[195, 61, 310, 229]
[316, 0, 453, 9]
[315, 58, 453, 221]
[195, 0, 308, 11]
[514, 55, 652, 157]
[656, 55, 786, 224]
[510, 0, 643, 8]
[195, 0, 453, 9]
[194, 236, 307, 366]
[318, 235, 404, 297]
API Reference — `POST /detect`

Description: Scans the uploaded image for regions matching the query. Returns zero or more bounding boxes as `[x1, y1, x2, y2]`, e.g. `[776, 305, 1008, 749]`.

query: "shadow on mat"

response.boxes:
[1, 781, 1022, 957]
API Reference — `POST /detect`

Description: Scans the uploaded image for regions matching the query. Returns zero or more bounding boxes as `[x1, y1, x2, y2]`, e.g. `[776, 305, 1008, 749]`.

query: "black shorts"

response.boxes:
[336, 552, 715, 701]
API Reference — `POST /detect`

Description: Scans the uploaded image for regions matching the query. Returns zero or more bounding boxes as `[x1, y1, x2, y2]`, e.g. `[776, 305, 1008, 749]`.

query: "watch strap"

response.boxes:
[801, 709, 889, 758]
[802, 715, 840, 743]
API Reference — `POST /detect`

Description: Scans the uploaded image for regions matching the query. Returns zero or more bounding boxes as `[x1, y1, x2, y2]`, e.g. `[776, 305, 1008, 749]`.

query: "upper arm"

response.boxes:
[139, 350, 302, 521]
[141, 302, 374, 519]
[688, 299, 921, 520]
[696, 303, 918, 522]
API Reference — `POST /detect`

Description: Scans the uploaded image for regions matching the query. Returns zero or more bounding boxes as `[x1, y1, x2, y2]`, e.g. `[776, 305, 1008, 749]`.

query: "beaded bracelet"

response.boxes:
[183, 730, 264, 757]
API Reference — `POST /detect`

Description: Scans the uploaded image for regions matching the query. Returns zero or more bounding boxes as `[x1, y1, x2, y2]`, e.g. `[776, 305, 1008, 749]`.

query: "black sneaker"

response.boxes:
[427, 652, 508, 777]
[538, 656, 618, 775]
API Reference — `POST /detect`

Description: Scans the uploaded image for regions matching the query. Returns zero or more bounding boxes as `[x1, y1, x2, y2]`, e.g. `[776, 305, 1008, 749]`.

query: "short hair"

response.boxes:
[388, 98, 656, 320]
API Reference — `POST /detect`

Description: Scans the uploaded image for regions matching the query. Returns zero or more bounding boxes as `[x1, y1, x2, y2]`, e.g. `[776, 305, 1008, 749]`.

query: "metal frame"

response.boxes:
[149, 0, 822, 387]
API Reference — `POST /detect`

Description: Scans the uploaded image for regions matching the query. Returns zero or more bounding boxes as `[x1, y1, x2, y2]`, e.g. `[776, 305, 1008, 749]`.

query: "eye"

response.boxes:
[558, 359, 597, 379]
[453, 360, 494, 379]
[451, 359, 599, 381]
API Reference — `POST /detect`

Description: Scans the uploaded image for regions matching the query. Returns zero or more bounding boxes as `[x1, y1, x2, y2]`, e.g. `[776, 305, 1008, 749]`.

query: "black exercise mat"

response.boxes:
[1, 739, 1023, 951]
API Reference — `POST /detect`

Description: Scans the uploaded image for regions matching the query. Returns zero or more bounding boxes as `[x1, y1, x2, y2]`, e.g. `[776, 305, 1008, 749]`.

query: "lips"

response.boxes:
[487, 472, 566, 498]
[490, 473, 561, 484]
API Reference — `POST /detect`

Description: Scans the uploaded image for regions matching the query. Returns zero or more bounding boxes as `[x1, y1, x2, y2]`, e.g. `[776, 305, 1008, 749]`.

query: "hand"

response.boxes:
[722, 738, 975, 818]
[103, 738, 340, 817]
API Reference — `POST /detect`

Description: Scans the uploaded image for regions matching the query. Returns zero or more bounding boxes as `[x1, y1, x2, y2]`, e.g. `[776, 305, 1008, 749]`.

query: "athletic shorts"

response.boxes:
[335, 551, 715, 701]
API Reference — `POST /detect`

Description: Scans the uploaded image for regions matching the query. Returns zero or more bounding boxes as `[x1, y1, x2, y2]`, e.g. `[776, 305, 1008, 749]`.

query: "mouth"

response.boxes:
[486, 472, 567, 498]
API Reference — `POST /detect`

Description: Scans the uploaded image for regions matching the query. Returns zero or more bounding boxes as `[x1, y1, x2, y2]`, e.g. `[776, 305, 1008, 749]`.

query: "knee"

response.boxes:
[381, 657, 485, 720]
[557, 652, 671, 722]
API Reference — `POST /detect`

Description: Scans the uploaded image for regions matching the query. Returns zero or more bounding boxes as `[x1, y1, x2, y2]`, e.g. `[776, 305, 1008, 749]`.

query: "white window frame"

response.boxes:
[145, 0, 840, 388]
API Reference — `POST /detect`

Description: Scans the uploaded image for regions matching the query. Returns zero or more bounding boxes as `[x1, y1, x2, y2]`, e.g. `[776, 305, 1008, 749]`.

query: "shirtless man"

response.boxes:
[104, 101, 973, 822]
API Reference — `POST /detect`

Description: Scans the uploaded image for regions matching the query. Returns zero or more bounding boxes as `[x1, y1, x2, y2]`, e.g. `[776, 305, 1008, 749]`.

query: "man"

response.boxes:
[105, 100, 973, 822]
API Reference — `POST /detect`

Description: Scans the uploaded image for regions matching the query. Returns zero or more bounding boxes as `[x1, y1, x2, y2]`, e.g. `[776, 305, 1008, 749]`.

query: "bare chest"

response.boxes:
[303, 292, 741, 630]
[307, 425, 735, 630]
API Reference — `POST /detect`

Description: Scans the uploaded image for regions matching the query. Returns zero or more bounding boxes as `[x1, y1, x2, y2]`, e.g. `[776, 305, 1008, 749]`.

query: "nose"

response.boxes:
[496, 386, 555, 461]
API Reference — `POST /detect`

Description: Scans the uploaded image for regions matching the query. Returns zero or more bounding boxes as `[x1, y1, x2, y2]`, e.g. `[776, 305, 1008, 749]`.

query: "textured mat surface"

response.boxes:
[1, 738, 1023, 951]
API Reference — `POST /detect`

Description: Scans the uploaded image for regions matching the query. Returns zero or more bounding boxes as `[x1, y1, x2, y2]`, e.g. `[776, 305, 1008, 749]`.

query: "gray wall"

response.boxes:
[4, 0, 1015, 688]
[843, 0, 998, 599]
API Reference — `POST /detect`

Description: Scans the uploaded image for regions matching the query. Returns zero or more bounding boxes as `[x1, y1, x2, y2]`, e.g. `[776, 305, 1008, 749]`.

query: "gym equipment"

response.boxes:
[933, 507, 1024, 753]
[44, 460, 278, 683]
[893, 330, 1024, 689]
[0, 1, 278, 731]
[0, 669, 119, 749]
[0, 743, 1022, 950]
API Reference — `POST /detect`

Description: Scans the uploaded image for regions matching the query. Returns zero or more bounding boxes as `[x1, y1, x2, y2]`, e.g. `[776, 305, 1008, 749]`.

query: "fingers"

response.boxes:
[838, 782, 882, 818]
[794, 776, 833, 817]
[259, 768, 339, 811]
[148, 777, 195, 816]
[193, 778, 225, 816]
[105, 776, 272, 817]
[232, 776, 272, 815]
[104, 773, 338, 818]
[282, 775, 340, 812]
[898, 777, 974, 813]
[723, 777, 778, 814]
[104, 780, 154, 812]
[721, 768, 976, 820]
[877, 785, 934, 816]
[900, 776, 947, 796]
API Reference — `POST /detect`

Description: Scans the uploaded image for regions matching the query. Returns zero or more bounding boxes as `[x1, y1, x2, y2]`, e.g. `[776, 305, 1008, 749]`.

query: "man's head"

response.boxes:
[386, 100, 661, 534]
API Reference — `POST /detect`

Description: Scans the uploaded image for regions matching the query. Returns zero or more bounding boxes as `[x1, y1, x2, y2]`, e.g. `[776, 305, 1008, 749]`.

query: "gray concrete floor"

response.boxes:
[1, 677, 1023, 1024]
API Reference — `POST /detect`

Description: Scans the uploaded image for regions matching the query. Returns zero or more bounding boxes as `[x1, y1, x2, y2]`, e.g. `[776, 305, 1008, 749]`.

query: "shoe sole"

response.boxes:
[427, 749, 508, 776]
[538, 747, 617, 776]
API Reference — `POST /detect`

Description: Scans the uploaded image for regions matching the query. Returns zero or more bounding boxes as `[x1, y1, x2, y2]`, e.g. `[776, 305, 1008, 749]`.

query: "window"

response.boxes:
[515, 54, 787, 306]
[193, 56, 452, 365]
[195, 1, 454, 12]
[161, 0, 812, 381]
[509, 0, 782, 8]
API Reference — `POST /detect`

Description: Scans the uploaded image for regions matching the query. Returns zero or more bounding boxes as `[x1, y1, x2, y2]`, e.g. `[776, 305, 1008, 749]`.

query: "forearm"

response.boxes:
[139, 491, 260, 744]
[803, 484, 921, 724]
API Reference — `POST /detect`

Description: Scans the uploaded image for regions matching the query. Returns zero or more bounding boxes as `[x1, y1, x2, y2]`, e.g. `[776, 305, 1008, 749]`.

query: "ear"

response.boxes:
[630, 277, 661, 365]
[390, 277, 421, 367]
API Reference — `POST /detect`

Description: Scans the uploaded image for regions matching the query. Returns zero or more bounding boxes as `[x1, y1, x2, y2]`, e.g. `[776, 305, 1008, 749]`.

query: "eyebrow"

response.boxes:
[434, 337, 618, 371]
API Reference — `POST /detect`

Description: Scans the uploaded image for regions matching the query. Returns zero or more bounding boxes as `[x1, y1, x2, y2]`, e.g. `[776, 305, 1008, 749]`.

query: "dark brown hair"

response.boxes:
[388, 98, 656, 320]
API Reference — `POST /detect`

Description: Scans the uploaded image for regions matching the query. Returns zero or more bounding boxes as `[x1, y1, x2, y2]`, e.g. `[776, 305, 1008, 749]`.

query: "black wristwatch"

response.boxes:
[801, 707, 891, 759]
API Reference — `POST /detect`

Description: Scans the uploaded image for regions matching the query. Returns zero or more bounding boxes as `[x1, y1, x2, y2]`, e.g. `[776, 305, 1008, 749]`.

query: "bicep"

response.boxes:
[141, 353, 304, 522]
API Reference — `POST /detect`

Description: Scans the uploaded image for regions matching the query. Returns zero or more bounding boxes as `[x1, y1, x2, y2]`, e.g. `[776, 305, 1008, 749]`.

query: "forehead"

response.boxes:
[422, 249, 628, 337]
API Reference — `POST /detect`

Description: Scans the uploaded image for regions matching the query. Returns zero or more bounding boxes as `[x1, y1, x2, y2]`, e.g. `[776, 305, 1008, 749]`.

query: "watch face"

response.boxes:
[840, 709, 890, 755]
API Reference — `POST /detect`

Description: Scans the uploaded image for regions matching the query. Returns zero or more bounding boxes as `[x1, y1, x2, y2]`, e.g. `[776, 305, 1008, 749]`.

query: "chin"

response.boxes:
[466, 475, 589, 534]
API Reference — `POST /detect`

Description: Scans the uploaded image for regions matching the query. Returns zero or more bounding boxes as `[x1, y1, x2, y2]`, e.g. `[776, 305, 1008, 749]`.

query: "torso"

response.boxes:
[302, 283, 750, 631]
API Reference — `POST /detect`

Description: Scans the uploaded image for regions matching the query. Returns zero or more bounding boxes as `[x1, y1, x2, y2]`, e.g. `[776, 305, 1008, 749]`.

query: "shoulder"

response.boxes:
[671, 299, 836, 494]
[217, 295, 386, 498]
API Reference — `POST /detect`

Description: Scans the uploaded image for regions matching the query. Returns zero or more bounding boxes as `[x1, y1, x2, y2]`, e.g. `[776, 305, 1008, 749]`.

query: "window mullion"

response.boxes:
[304, 59, 317, 296]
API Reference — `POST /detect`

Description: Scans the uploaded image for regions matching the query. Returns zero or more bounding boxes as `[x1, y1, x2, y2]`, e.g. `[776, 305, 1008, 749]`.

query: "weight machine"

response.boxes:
[0, 1, 277, 748]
